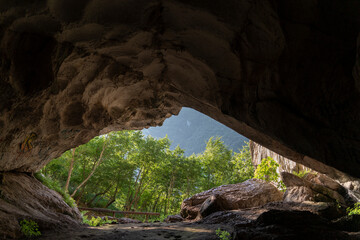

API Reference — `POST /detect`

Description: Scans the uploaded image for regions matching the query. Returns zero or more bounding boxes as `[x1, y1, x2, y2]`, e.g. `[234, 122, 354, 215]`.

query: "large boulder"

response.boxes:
[0, 172, 81, 238]
[281, 172, 356, 209]
[180, 179, 283, 220]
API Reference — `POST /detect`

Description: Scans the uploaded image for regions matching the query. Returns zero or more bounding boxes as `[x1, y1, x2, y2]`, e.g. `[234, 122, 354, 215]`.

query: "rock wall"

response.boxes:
[0, 172, 82, 238]
[250, 140, 360, 202]
[0, 1, 359, 177]
[250, 140, 310, 174]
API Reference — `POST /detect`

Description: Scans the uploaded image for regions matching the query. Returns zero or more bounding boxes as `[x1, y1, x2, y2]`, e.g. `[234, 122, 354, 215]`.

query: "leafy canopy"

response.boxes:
[41, 131, 255, 219]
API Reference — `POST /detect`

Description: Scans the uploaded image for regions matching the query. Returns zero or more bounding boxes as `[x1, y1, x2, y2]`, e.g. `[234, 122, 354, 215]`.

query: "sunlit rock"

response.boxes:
[180, 179, 283, 220]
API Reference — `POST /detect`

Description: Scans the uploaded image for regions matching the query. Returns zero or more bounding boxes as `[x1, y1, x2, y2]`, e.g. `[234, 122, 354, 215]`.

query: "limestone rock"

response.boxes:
[164, 214, 183, 223]
[281, 172, 355, 208]
[250, 141, 310, 174]
[0, 172, 81, 238]
[199, 204, 351, 239]
[332, 214, 360, 232]
[265, 201, 345, 220]
[118, 218, 142, 224]
[180, 179, 283, 219]
[199, 195, 228, 218]
[0, 1, 360, 238]
[252, 141, 360, 205]
[283, 186, 315, 202]
[0, 0, 359, 180]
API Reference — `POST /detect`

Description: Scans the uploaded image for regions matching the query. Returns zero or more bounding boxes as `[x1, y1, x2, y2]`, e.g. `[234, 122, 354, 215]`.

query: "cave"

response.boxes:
[1, 0, 360, 238]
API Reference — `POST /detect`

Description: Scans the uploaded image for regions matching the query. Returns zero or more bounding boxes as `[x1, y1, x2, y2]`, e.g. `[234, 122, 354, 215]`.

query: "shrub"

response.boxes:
[216, 228, 231, 240]
[81, 211, 113, 226]
[254, 157, 286, 191]
[34, 172, 76, 208]
[292, 169, 311, 178]
[347, 203, 360, 216]
[20, 219, 41, 239]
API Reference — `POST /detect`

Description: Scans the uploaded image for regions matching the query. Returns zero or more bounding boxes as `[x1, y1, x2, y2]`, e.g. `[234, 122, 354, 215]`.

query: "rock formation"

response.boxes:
[180, 179, 283, 219]
[164, 214, 183, 223]
[0, 0, 359, 178]
[199, 204, 353, 239]
[0, 0, 360, 238]
[0, 172, 82, 238]
[251, 140, 360, 202]
[250, 140, 310, 174]
[281, 172, 355, 207]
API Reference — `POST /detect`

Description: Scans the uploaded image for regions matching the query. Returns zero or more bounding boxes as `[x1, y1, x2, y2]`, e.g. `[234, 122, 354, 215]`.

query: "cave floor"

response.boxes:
[40, 222, 232, 240]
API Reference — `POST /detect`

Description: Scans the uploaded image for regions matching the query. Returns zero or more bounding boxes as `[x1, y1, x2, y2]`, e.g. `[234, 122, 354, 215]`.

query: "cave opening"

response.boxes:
[37, 107, 253, 222]
[1, 0, 360, 238]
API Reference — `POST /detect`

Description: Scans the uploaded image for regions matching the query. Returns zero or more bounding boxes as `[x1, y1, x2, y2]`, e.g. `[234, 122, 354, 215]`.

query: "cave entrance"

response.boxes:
[38, 107, 253, 222]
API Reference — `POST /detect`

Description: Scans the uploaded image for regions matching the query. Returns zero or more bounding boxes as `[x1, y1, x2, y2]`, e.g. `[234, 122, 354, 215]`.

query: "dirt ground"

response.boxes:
[40, 222, 233, 240]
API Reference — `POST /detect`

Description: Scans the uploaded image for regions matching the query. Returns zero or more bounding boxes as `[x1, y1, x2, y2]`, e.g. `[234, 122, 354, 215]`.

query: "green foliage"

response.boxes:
[216, 228, 231, 240]
[19, 219, 41, 238]
[34, 172, 76, 208]
[292, 169, 310, 178]
[230, 142, 254, 183]
[254, 157, 285, 191]
[42, 131, 254, 219]
[347, 203, 360, 216]
[148, 214, 167, 222]
[81, 212, 113, 226]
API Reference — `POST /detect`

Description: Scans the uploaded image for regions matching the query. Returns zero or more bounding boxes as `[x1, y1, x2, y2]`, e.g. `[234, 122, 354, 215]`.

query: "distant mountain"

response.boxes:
[142, 107, 248, 156]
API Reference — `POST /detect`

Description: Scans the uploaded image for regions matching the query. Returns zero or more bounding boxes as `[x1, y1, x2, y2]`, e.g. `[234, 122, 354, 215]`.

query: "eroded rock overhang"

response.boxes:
[0, 0, 360, 177]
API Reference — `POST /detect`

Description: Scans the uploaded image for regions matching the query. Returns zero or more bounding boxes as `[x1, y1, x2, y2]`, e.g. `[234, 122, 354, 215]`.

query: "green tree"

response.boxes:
[199, 137, 233, 190]
[254, 156, 285, 190]
[41, 132, 256, 219]
[230, 142, 254, 183]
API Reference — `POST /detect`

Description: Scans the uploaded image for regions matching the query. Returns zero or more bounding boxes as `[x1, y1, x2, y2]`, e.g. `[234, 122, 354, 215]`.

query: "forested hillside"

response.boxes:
[142, 108, 248, 155]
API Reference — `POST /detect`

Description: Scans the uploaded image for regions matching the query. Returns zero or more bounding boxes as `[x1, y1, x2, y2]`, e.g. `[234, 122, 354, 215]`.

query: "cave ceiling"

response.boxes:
[0, 0, 359, 178]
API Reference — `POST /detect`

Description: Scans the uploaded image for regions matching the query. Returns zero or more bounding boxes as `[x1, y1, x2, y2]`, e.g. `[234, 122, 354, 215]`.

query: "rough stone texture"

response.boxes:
[180, 179, 283, 219]
[250, 140, 310, 173]
[265, 201, 345, 221]
[0, 172, 82, 238]
[164, 214, 183, 223]
[252, 140, 360, 203]
[198, 204, 352, 239]
[281, 172, 356, 209]
[0, 1, 359, 180]
[332, 214, 360, 232]
[118, 218, 142, 224]
[0, 1, 360, 238]
[199, 194, 228, 218]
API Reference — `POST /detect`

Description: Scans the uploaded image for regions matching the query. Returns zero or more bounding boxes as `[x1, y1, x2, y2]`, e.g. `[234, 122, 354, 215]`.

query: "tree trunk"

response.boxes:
[86, 184, 112, 206]
[71, 139, 108, 198]
[65, 148, 76, 193]
[166, 175, 175, 215]
[152, 192, 161, 212]
[126, 169, 147, 211]
[105, 183, 120, 208]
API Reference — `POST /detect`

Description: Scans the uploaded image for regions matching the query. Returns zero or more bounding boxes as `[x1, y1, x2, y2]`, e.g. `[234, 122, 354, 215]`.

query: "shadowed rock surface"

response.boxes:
[281, 172, 350, 205]
[0, 172, 82, 238]
[180, 179, 283, 219]
[199, 204, 354, 239]
[0, 0, 359, 178]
